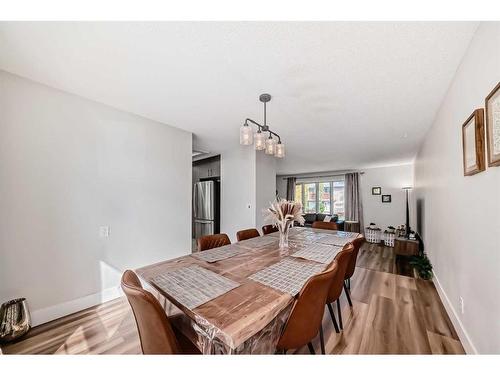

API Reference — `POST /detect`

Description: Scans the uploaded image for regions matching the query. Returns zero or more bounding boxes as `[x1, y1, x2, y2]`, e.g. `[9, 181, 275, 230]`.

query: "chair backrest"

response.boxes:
[277, 260, 339, 350]
[121, 270, 181, 354]
[344, 236, 365, 280]
[197, 233, 231, 252]
[236, 228, 260, 242]
[312, 221, 338, 231]
[262, 224, 279, 235]
[326, 243, 354, 303]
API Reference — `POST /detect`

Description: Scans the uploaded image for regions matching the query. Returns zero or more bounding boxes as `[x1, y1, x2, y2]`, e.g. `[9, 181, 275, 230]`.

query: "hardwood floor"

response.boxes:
[0, 243, 465, 354]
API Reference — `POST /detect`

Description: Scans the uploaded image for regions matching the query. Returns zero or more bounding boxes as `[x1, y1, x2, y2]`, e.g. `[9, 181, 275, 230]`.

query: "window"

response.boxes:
[294, 179, 345, 219]
[304, 183, 317, 213]
[318, 182, 331, 214]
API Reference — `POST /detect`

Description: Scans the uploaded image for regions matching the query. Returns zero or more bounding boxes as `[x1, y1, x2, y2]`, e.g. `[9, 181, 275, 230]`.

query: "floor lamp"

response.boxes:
[402, 186, 412, 238]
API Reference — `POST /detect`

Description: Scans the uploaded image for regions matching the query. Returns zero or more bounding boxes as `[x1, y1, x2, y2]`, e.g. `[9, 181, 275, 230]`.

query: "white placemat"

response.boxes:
[290, 243, 341, 264]
[191, 244, 242, 263]
[237, 235, 278, 249]
[316, 234, 353, 247]
[333, 231, 359, 238]
[248, 258, 325, 296]
[151, 265, 240, 310]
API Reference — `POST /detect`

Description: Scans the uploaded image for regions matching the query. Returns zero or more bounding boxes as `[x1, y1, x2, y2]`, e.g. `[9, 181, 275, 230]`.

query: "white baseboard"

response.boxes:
[432, 273, 478, 354]
[30, 286, 123, 327]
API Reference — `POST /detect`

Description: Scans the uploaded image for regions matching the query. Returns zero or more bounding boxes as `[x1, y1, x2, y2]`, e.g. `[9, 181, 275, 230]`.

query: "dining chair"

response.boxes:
[325, 243, 354, 332]
[121, 270, 200, 354]
[343, 236, 365, 307]
[236, 228, 260, 241]
[311, 221, 338, 231]
[197, 233, 231, 252]
[262, 224, 279, 235]
[276, 261, 339, 355]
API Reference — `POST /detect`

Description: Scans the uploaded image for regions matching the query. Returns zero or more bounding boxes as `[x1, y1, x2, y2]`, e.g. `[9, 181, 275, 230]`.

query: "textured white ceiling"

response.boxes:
[0, 22, 478, 174]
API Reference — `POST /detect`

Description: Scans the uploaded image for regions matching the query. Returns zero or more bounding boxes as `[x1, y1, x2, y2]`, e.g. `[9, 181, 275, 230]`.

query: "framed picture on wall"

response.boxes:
[485, 82, 500, 167]
[382, 194, 391, 203]
[462, 109, 485, 176]
[372, 187, 381, 195]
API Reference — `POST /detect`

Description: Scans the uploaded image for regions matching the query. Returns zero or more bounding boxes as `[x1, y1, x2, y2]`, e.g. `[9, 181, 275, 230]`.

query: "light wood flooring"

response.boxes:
[0, 243, 464, 354]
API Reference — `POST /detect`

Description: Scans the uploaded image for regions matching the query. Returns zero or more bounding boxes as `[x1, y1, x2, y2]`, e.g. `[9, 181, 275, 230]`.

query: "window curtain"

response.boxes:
[345, 172, 364, 233]
[286, 177, 296, 201]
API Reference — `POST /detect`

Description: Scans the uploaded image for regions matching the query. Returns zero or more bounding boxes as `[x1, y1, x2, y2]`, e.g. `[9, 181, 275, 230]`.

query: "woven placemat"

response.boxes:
[249, 258, 325, 296]
[316, 234, 353, 247]
[151, 265, 240, 310]
[290, 243, 341, 264]
[191, 244, 243, 263]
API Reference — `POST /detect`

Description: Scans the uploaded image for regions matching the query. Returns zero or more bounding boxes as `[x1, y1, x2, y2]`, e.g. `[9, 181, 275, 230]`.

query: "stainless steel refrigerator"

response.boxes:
[193, 180, 220, 239]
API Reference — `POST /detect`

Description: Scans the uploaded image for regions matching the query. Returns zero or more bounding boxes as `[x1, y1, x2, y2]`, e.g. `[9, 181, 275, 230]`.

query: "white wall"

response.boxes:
[221, 147, 277, 241]
[360, 164, 414, 231]
[414, 22, 500, 354]
[220, 146, 256, 242]
[255, 151, 277, 230]
[0, 71, 192, 325]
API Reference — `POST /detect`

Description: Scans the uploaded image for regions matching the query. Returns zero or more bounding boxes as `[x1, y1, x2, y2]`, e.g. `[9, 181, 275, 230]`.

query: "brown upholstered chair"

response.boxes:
[121, 270, 200, 354]
[236, 228, 260, 242]
[343, 236, 365, 307]
[325, 243, 354, 332]
[262, 224, 279, 235]
[277, 261, 339, 355]
[311, 221, 338, 231]
[197, 233, 231, 252]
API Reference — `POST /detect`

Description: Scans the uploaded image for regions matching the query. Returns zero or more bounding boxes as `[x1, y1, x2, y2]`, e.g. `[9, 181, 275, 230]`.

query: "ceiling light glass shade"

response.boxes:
[274, 143, 285, 158]
[239, 125, 253, 145]
[254, 131, 266, 150]
[265, 137, 277, 155]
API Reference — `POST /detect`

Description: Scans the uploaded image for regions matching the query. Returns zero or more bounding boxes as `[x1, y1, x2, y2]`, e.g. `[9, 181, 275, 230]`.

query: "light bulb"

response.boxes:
[275, 142, 285, 158]
[254, 131, 266, 150]
[239, 124, 253, 145]
[265, 137, 276, 155]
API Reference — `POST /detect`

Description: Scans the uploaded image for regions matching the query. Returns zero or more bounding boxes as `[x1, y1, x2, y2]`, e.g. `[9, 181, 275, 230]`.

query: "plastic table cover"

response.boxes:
[136, 227, 360, 354]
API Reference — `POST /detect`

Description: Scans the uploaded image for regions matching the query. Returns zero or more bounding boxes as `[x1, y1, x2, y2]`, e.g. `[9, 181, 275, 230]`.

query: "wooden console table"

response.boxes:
[394, 237, 419, 256]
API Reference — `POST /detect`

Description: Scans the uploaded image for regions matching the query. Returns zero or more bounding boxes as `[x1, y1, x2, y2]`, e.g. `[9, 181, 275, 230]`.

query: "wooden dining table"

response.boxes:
[136, 226, 360, 354]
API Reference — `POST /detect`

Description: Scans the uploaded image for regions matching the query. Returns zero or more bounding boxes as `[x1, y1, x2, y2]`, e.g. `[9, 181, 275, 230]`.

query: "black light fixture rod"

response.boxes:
[264, 101, 267, 126]
[244, 118, 280, 142]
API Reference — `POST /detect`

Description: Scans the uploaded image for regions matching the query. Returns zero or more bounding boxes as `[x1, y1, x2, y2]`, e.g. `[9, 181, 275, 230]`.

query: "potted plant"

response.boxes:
[409, 254, 433, 280]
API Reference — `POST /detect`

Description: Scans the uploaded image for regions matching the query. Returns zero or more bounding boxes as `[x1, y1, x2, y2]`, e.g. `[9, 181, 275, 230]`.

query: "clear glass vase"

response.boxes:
[279, 222, 292, 249]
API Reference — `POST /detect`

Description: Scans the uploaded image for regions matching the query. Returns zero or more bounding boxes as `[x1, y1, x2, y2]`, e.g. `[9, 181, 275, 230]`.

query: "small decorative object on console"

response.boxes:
[264, 199, 305, 249]
[365, 223, 382, 244]
[384, 226, 396, 247]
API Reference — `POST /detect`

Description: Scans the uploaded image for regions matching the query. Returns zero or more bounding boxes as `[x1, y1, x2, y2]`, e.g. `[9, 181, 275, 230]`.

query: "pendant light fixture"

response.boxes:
[239, 93, 285, 158]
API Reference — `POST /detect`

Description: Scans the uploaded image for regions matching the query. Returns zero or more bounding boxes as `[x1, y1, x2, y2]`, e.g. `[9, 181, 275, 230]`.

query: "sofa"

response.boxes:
[300, 213, 344, 231]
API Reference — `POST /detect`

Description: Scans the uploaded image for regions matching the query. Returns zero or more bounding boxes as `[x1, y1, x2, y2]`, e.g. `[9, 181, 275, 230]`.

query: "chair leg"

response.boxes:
[307, 342, 315, 354]
[327, 303, 340, 333]
[337, 299, 343, 330]
[319, 324, 325, 354]
[344, 281, 353, 307]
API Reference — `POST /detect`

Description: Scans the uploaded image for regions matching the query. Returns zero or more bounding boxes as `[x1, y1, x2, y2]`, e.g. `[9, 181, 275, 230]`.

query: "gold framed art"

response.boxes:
[462, 109, 485, 176]
[485, 82, 500, 167]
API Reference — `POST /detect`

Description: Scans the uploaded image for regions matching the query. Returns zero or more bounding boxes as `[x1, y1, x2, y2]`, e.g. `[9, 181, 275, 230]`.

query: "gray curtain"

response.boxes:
[345, 172, 364, 233]
[286, 177, 296, 201]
